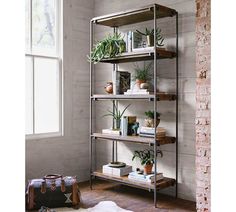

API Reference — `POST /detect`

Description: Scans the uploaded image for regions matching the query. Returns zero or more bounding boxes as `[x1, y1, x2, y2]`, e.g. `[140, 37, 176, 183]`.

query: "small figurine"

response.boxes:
[132, 122, 139, 136]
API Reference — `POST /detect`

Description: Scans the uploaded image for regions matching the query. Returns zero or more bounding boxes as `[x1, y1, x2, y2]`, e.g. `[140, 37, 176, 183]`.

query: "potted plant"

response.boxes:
[103, 102, 131, 130]
[132, 149, 163, 175]
[88, 32, 126, 64]
[144, 110, 161, 127]
[136, 27, 164, 47]
[133, 62, 152, 88]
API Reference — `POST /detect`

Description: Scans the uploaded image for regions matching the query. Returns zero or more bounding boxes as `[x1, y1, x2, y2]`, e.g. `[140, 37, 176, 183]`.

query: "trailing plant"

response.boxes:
[145, 110, 161, 119]
[133, 62, 152, 81]
[136, 27, 164, 46]
[88, 32, 126, 64]
[132, 149, 163, 166]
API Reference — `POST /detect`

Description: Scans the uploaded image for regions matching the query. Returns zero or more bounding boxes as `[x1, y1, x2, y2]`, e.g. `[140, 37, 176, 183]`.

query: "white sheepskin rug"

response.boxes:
[56, 201, 133, 212]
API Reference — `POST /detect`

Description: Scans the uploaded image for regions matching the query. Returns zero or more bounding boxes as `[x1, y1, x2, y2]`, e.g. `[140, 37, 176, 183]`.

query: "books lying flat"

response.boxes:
[128, 172, 164, 183]
[124, 89, 149, 95]
[102, 164, 132, 177]
[102, 129, 121, 135]
[139, 127, 166, 138]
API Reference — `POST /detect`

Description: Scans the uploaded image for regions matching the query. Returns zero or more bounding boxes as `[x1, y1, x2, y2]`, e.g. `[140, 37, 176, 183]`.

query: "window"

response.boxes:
[25, 0, 62, 137]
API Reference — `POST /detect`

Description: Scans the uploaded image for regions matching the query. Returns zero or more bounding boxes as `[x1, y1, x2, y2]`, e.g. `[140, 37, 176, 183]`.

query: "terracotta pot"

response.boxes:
[144, 164, 153, 175]
[136, 79, 146, 88]
[145, 118, 160, 127]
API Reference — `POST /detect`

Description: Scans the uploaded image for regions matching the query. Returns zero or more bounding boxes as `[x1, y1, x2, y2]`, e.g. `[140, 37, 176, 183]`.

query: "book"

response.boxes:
[132, 47, 165, 52]
[102, 164, 132, 176]
[116, 71, 131, 94]
[128, 172, 164, 183]
[102, 129, 121, 135]
[124, 89, 149, 95]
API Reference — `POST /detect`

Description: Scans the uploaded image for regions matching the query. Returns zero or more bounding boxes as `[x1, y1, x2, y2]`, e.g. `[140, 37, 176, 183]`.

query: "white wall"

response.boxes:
[26, 0, 94, 182]
[25, 0, 196, 202]
[93, 0, 196, 201]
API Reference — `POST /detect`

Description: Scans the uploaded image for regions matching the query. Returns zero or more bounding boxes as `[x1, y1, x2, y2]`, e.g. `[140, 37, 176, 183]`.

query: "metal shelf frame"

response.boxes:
[89, 4, 178, 208]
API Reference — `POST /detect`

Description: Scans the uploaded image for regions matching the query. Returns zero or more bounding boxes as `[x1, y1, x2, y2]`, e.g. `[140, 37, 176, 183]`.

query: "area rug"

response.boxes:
[51, 201, 133, 212]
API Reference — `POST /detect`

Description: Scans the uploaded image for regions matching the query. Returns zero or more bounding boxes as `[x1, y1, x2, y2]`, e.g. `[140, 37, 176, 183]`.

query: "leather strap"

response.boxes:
[43, 174, 63, 180]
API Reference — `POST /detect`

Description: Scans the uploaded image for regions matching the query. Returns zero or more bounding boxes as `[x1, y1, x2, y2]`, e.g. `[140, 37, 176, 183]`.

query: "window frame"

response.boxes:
[26, 0, 63, 140]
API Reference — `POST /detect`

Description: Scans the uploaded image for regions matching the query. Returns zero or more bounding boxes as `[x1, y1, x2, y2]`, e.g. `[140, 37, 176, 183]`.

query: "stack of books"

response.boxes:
[128, 172, 164, 183]
[124, 89, 149, 95]
[102, 164, 132, 177]
[102, 129, 121, 136]
[139, 127, 166, 138]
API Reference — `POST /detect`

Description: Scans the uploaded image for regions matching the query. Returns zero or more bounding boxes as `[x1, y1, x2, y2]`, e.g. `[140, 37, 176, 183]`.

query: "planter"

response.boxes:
[113, 119, 121, 130]
[146, 35, 154, 47]
[136, 79, 146, 88]
[145, 118, 160, 128]
[144, 163, 153, 175]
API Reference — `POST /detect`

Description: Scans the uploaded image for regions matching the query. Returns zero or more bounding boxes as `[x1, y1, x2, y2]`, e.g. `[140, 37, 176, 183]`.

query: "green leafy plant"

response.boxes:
[136, 27, 164, 46]
[133, 62, 152, 81]
[132, 149, 163, 165]
[145, 111, 161, 119]
[103, 102, 131, 129]
[88, 32, 126, 64]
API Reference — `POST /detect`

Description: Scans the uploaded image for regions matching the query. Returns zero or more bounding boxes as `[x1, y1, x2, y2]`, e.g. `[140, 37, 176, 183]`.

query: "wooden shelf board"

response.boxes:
[92, 171, 175, 191]
[99, 49, 176, 64]
[92, 4, 177, 27]
[91, 93, 176, 101]
[92, 133, 176, 145]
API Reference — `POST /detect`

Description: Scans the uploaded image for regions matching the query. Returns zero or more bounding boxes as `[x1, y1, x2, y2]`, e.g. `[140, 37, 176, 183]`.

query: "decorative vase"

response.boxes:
[104, 82, 113, 94]
[144, 163, 153, 175]
[145, 118, 160, 127]
[146, 35, 154, 47]
[140, 82, 149, 89]
[114, 119, 121, 130]
[136, 79, 146, 88]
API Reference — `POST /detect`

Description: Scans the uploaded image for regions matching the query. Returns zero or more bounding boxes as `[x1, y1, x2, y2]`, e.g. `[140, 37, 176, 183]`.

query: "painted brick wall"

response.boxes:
[195, 0, 211, 211]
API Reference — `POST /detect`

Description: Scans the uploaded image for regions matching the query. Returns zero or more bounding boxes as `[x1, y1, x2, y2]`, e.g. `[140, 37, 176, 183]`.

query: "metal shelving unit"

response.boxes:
[89, 4, 178, 207]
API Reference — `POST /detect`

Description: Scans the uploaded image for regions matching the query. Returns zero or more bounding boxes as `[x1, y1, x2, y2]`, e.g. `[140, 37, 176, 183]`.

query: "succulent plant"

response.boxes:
[136, 27, 164, 46]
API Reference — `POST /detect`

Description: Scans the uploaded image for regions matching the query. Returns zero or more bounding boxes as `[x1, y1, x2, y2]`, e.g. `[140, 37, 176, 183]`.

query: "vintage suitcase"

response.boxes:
[26, 174, 80, 210]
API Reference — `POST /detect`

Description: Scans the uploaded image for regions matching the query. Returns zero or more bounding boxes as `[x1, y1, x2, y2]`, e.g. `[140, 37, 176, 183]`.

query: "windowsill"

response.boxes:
[26, 132, 63, 140]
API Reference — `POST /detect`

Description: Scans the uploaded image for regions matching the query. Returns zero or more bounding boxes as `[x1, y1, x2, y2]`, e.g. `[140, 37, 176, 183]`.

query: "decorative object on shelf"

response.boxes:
[140, 82, 149, 89]
[136, 27, 164, 47]
[103, 164, 132, 177]
[133, 62, 152, 88]
[104, 81, 113, 94]
[108, 161, 126, 168]
[121, 116, 128, 136]
[144, 110, 161, 127]
[103, 102, 131, 130]
[115, 71, 131, 94]
[131, 122, 139, 136]
[132, 149, 163, 175]
[132, 31, 143, 49]
[88, 32, 126, 64]
[139, 127, 166, 138]
[127, 116, 137, 135]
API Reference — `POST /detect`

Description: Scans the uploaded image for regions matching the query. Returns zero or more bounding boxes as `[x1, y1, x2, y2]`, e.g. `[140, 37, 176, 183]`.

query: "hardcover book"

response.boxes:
[103, 164, 132, 176]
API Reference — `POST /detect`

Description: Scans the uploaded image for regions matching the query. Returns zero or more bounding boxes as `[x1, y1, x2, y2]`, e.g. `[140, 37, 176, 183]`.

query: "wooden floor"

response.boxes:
[79, 179, 196, 212]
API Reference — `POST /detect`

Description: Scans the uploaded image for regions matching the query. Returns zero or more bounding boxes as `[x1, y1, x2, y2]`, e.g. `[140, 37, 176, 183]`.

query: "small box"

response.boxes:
[102, 165, 132, 176]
